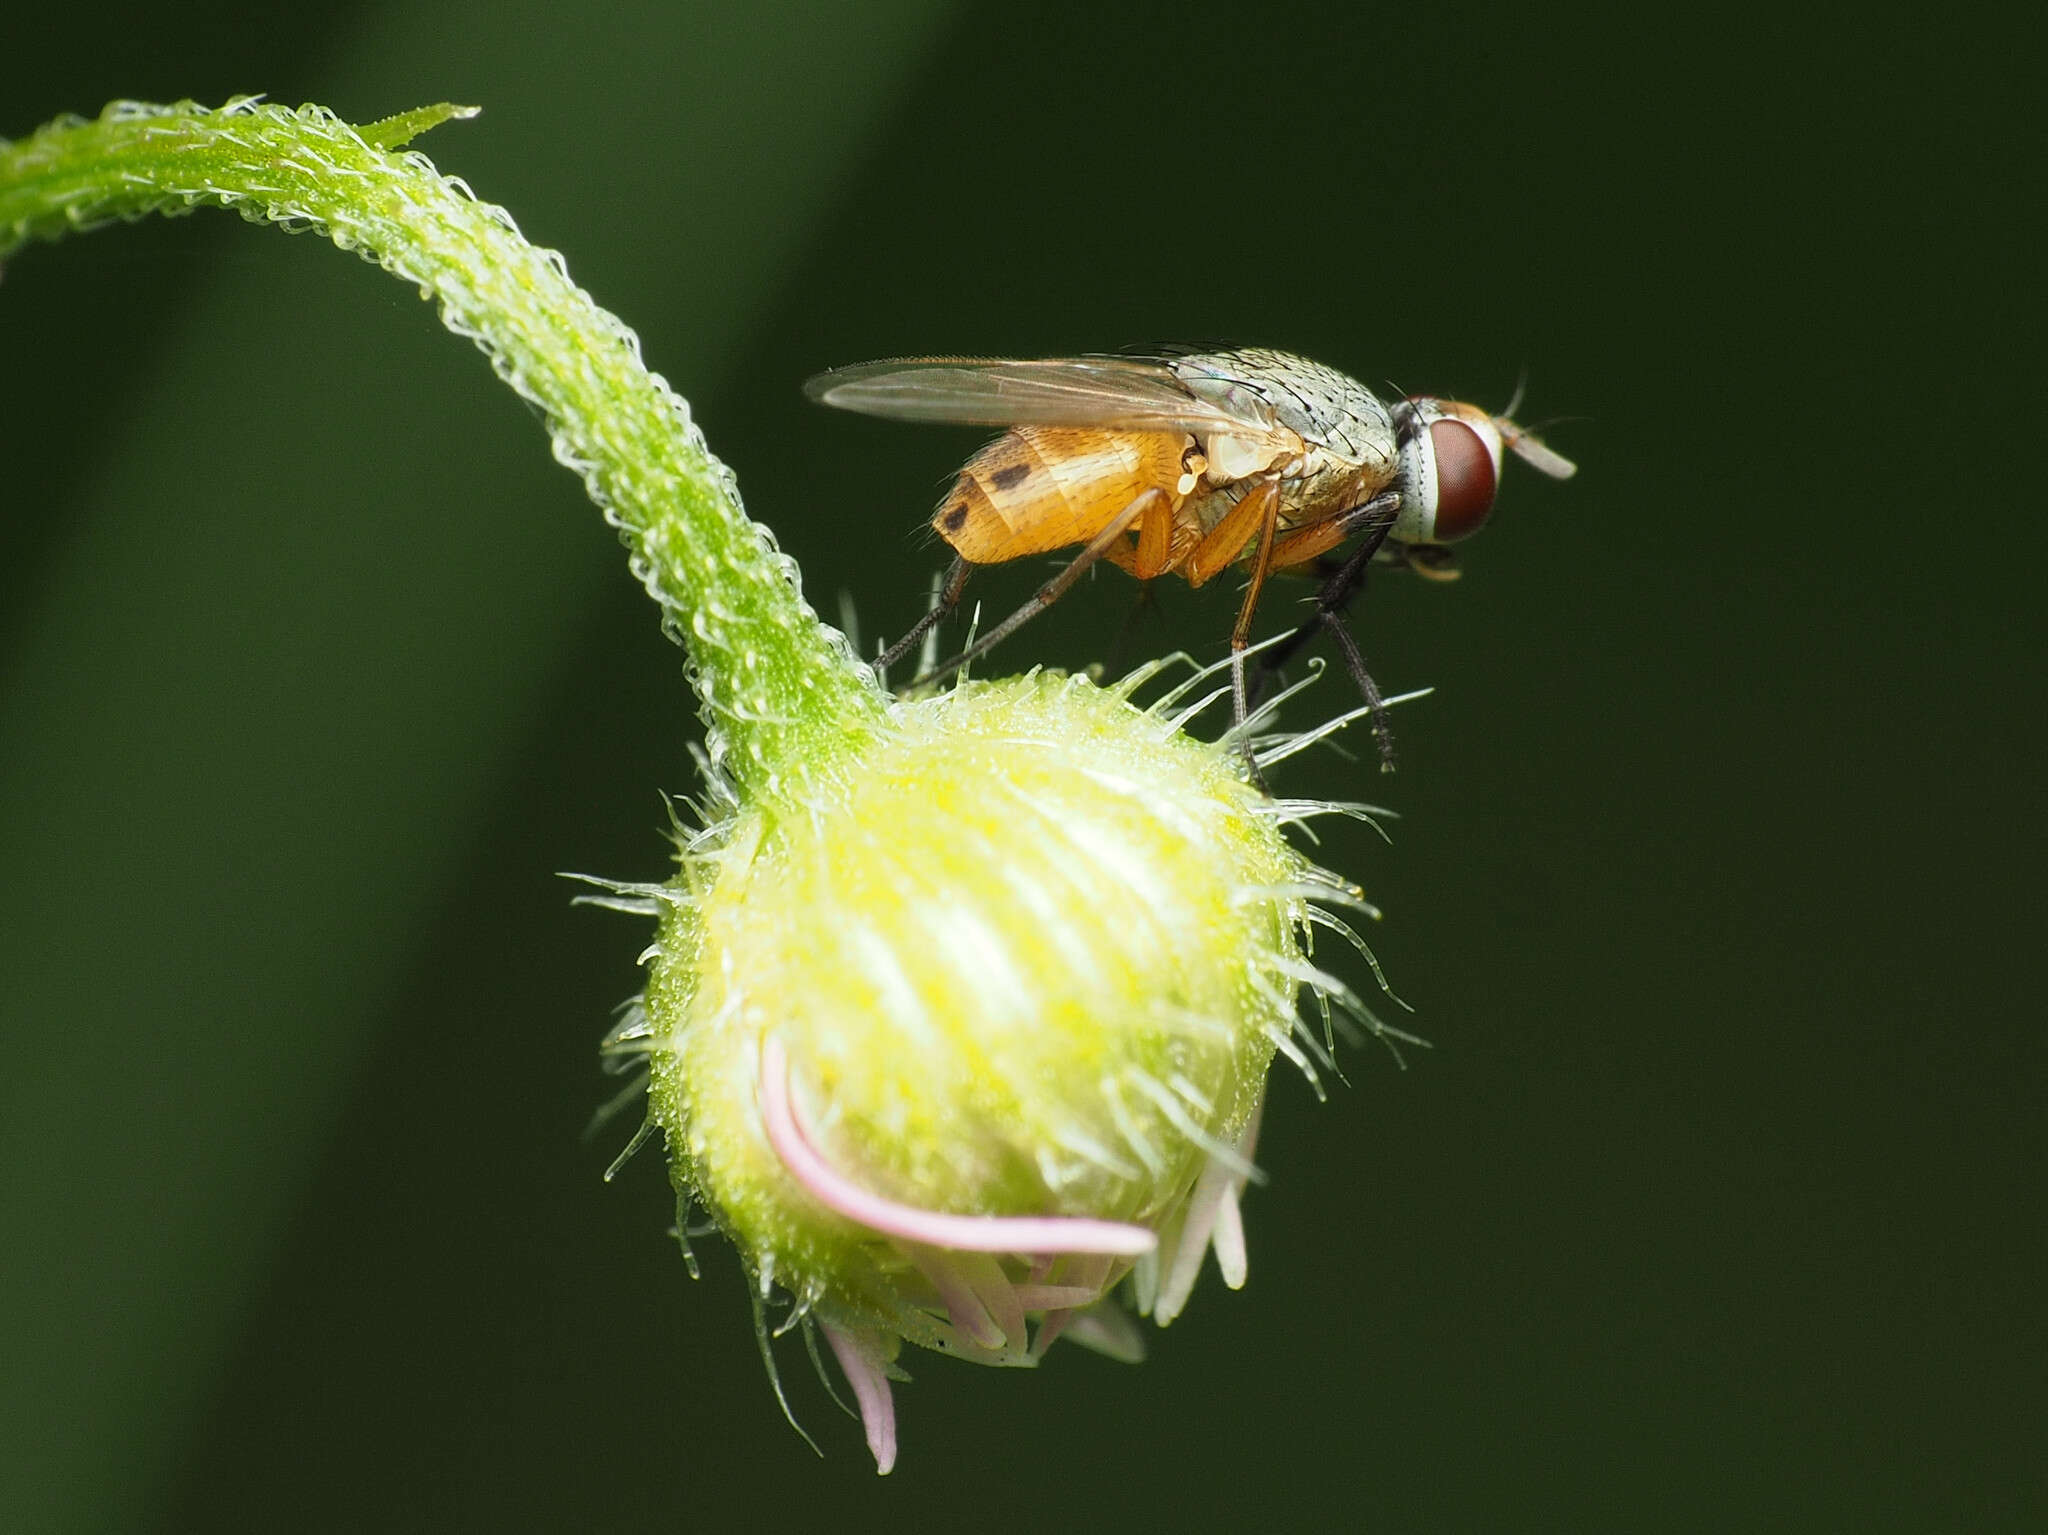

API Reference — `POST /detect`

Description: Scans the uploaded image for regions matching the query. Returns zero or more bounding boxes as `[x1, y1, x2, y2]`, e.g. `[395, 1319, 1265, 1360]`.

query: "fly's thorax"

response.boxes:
[933, 427, 1189, 562]
[1184, 451, 1382, 540]
[1279, 459, 1391, 529]
[1170, 348, 1397, 470]
[1197, 426, 1306, 488]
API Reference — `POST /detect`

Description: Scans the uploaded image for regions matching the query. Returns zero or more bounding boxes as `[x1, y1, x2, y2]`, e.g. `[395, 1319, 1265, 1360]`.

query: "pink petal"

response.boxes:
[1029, 1254, 1123, 1355]
[1152, 1092, 1264, 1325]
[1152, 1158, 1232, 1326]
[905, 1247, 1007, 1351]
[758, 1036, 1158, 1257]
[821, 1323, 898, 1475]
[1011, 1284, 1105, 1310]
[1212, 1093, 1262, 1289]
[958, 1250, 1028, 1351]
[1031, 1306, 1076, 1358]
[1061, 1302, 1147, 1364]
[1212, 1183, 1248, 1289]
[1058, 1253, 1116, 1294]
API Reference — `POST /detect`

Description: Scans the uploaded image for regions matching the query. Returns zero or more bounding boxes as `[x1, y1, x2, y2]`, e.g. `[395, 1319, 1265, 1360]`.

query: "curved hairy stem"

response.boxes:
[0, 97, 886, 794]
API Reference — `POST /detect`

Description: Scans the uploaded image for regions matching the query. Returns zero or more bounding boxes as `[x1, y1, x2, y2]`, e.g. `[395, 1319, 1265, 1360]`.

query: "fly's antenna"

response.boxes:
[1495, 413, 1579, 480]
[1500, 366, 1530, 422]
[1489, 372, 1578, 480]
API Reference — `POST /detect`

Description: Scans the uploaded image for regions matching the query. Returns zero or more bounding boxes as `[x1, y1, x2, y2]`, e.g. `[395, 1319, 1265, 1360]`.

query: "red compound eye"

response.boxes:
[1429, 418, 1498, 542]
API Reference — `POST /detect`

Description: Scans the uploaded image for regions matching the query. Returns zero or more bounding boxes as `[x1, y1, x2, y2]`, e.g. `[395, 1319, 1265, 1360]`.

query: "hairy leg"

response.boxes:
[876, 555, 972, 675]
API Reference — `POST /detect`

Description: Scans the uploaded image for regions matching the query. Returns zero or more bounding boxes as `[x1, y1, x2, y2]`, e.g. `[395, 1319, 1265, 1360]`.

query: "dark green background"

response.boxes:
[2, 3, 2037, 1530]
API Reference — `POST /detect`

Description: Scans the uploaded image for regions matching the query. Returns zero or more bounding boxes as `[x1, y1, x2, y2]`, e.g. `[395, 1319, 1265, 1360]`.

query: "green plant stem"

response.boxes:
[0, 97, 888, 794]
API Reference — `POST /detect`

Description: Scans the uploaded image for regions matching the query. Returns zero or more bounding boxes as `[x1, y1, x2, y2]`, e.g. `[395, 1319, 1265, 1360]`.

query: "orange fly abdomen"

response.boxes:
[933, 427, 1186, 563]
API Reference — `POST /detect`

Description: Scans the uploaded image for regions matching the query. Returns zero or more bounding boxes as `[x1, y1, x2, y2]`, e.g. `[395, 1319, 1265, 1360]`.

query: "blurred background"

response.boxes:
[1, 2, 2037, 1530]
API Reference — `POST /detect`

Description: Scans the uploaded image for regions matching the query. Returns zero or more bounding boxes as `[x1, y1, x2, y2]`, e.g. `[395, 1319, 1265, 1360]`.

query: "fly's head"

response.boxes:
[1389, 397, 1577, 547]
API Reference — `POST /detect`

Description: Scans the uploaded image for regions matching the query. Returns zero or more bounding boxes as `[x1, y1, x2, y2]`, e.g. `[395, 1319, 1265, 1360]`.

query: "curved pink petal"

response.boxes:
[758, 1036, 1158, 1257]
[821, 1322, 897, 1475]
[1011, 1283, 1104, 1310]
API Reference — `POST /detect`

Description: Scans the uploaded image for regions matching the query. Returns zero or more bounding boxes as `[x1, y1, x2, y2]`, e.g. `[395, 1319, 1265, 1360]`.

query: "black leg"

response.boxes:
[876, 556, 971, 676]
[1249, 493, 1398, 715]
[1248, 560, 1364, 702]
[1227, 481, 1286, 742]
[1317, 605, 1397, 771]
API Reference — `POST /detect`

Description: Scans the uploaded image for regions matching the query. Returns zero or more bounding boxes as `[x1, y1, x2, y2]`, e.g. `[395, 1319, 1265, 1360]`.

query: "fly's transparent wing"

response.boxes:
[803, 356, 1267, 435]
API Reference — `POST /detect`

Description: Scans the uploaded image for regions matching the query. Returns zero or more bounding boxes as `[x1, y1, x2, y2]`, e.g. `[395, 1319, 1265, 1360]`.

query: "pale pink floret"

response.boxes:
[1058, 1301, 1147, 1362]
[757, 1036, 1158, 1257]
[1210, 1177, 1249, 1288]
[1150, 1093, 1263, 1326]
[904, 1247, 1020, 1351]
[1011, 1283, 1104, 1310]
[1027, 1253, 1118, 1359]
[758, 1035, 1167, 1469]
[819, 1323, 898, 1476]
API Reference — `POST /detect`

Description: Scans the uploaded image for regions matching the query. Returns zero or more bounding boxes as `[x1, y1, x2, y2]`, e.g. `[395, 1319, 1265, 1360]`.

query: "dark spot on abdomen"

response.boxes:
[989, 462, 1031, 491]
[942, 503, 970, 532]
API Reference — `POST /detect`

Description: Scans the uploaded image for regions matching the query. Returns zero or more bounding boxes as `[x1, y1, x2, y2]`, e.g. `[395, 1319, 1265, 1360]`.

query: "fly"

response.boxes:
[806, 348, 1575, 765]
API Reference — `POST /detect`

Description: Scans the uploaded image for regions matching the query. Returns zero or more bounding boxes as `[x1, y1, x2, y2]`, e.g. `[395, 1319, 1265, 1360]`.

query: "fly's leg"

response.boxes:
[1169, 477, 1283, 778]
[1265, 488, 1400, 573]
[876, 555, 972, 677]
[1319, 603, 1397, 771]
[908, 490, 1168, 690]
[1219, 482, 1284, 739]
[1250, 489, 1401, 692]
[1253, 489, 1404, 770]
[1181, 477, 1281, 588]
[1098, 487, 1182, 678]
[1130, 470, 1177, 580]
[1245, 557, 1360, 708]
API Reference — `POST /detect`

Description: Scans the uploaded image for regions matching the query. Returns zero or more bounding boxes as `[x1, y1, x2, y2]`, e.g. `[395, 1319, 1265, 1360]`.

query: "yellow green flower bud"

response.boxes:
[606, 664, 1396, 1472]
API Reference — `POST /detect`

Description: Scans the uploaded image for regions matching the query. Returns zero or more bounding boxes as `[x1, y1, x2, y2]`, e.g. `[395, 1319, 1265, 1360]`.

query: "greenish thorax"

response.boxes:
[0, 98, 886, 799]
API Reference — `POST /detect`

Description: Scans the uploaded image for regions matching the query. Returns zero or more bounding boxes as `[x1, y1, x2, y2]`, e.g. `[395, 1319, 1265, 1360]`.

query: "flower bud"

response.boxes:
[614, 665, 1390, 1472]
